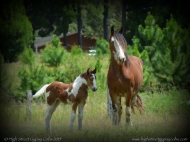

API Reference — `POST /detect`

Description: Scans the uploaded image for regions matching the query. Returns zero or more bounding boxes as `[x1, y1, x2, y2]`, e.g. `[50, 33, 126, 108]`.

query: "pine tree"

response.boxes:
[137, 12, 190, 85]
[0, 0, 33, 62]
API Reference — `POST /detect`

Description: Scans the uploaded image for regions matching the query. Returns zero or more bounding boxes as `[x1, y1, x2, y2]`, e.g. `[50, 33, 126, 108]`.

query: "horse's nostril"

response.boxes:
[119, 57, 125, 63]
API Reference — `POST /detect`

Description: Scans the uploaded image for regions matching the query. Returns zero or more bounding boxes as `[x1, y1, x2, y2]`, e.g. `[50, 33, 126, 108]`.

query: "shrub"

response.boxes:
[95, 38, 109, 54]
[18, 47, 35, 66]
[70, 44, 83, 56]
[40, 35, 67, 67]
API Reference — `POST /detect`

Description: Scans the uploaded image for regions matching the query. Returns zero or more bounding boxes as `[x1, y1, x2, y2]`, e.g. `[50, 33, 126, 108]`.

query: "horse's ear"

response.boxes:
[87, 68, 90, 75]
[92, 68, 96, 74]
[119, 26, 123, 34]
[111, 26, 114, 36]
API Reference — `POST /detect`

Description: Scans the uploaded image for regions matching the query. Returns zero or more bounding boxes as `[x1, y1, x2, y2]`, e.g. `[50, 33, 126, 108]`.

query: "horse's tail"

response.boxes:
[33, 84, 49, 98]
[132, 94, 144, 114]
[136, 94, 144, 114]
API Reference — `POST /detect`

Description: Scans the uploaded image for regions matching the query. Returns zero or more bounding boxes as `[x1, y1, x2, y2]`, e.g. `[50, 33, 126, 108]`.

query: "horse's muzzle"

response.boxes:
[119, 56, 126, 63]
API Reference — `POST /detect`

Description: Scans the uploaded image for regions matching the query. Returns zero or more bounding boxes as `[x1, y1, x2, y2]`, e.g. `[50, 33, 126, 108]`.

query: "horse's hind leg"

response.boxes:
[45, 100, 60, 133]
[107, 86, 112, 118]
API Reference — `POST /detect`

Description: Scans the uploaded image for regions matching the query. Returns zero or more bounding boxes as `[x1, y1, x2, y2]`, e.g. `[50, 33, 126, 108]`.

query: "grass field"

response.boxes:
[1, 54, 190, 142]
[1, 90, 190, 142]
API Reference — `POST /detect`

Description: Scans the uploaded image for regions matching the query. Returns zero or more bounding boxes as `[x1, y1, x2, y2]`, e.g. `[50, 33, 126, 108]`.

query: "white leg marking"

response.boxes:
[69, 110, 76, 131]
[78, 104, 84, 131]
[45, 101, 59, 133]
[126, 106, 133, 126]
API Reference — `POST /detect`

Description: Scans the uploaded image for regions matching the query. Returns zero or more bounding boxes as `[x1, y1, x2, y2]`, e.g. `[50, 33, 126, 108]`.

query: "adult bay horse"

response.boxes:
[107, 26, 144, 126]
[33, 68, 97, 133]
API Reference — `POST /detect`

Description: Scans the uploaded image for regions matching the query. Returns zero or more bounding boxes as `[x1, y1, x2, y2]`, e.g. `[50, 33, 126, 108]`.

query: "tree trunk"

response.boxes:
[122, 0, 126, 37]
[103, 0, 108, 41]
[77, 0, 82, 48]
[63, 32, 67, 49]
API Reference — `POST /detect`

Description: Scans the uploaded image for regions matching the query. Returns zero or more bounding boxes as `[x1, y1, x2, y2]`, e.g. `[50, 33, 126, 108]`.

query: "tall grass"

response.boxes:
[1, 89, 190, 141]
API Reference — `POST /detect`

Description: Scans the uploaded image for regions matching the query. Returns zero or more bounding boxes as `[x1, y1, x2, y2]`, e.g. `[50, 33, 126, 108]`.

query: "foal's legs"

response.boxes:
[69, 102, 78, 131]
[45, 100, 60, 133]
[78, 102, 85, 130]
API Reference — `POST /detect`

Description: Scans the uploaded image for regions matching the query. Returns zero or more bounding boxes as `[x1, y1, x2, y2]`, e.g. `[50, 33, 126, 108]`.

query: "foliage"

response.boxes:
[133, 12, 190, 85]
[70, 45, 83, 56]
[95, 38, 109, 55]
[0, 0, 33, 62]
[82, 3, 104, 38]
[95, 59, 102, 73]
[18, 47, 35, 66]
[40, 35, 67, 67]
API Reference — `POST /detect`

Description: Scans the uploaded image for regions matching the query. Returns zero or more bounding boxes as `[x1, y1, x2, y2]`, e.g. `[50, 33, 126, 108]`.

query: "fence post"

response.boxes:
[27, 90, 32, 120]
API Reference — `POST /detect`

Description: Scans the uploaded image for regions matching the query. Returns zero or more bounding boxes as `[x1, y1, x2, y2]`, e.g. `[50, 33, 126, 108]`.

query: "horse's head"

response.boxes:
[81, 68, 97, 92]
[110, 26, 127, 64]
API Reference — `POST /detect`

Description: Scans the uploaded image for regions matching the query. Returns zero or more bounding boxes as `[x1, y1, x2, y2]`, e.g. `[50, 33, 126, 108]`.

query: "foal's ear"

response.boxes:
[92, 68, 96, 74]
[119, 26, 123, 34]
[111, 25, 114, 36]
[87, 68, 90, 75]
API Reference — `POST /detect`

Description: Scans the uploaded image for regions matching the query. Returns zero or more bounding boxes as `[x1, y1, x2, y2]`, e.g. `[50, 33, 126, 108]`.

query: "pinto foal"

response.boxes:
[33, 68, 97, 133]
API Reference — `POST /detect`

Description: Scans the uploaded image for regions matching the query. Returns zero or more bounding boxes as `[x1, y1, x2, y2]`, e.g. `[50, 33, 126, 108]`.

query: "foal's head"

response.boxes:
[110, 26, 127, 64]
[81, 68, 97, 92]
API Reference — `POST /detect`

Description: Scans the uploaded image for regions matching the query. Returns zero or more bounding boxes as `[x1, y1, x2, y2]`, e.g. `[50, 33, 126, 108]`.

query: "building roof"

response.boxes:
[34, 32, 78, 48]
[34, 32, 97, 52]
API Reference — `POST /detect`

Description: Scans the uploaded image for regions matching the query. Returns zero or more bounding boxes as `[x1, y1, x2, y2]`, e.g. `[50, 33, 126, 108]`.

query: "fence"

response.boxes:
[26, 90, 32, 120]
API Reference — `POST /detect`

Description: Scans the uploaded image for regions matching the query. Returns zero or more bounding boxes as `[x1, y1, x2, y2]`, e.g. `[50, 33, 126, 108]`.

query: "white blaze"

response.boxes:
[92, 74, 97, 89]
[112, 37, 125, 62]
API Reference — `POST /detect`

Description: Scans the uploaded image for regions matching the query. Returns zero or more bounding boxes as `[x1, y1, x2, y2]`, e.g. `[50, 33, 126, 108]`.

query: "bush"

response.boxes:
[95, 38, 109, 55]
[18, 47, 35, 65]
[40, 35, 67, 67]
[70, 44, 83, 56]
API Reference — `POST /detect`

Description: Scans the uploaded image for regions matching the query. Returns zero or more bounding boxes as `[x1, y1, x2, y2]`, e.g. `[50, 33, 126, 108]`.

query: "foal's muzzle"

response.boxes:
[92, 87, 97, 92]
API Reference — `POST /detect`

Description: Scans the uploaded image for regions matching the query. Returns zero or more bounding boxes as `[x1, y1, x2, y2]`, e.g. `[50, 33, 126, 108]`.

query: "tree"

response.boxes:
[103, 0, 108, 41]
[0, 0, 33, 62]
[136, 13, 190, 85]
[77, 0, 82, 47]
[24, 0, 77, 48]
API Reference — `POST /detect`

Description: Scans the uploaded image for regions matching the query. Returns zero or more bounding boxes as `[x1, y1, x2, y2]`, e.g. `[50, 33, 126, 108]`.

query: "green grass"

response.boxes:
[1, 53, 190, 141]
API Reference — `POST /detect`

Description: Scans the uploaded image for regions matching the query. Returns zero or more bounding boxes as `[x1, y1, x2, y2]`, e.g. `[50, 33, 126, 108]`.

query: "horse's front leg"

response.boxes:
[78, 102, 85, 131]
[69, 102, 78, 131]
[116, 96, 122, 124]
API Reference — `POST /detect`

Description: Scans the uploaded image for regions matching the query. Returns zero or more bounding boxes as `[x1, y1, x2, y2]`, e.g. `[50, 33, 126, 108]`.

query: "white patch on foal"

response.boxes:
[66, 75, 87, 97]
[111, 37, 125, 63]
